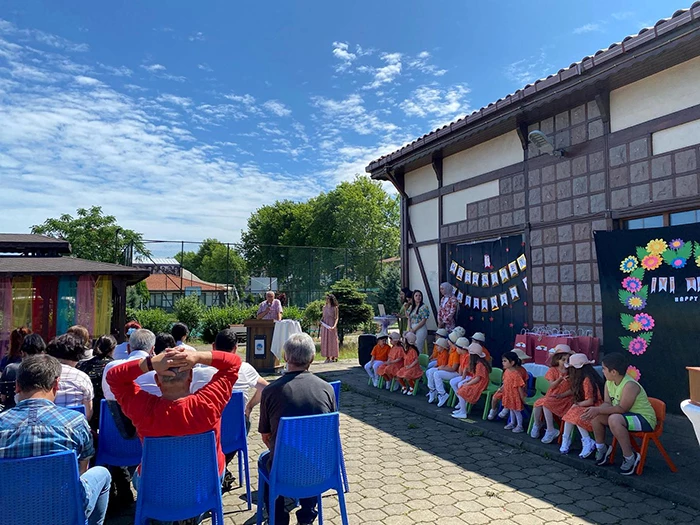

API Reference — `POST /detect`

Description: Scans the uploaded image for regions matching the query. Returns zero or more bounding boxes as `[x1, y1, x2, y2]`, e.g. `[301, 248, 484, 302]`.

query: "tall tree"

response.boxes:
[175, 239, 248, 296]
[32, 206, 148, 263]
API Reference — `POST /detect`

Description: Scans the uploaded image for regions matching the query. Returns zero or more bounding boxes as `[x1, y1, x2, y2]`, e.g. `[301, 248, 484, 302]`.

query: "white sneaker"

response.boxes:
[530, 423, 542, 439]
[372, 378, 379, 388]
[487, 409, 497, 420]
[541, 429, 560, 444]
[498, 408, 510, 419]
[428, 391, 437, 403]
[560, 435, 572, 454]
[407, 388, 414, 395]
[451, 411, 467, 419]
[579, 438, 596, 459]
[512, 426, 525, 433]
[437, 393, 449, 407]
[384, 381, 390, 390]
[504, 421, 516, 430]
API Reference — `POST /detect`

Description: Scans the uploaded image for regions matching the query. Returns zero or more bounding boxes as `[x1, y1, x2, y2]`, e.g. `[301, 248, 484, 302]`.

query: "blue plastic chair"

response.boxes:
[95, 399, 142, 467]
[134, 431, 224, 524]
[0, 451, 86, 524]
[327, 380, 349, 493]
[220, 391, 252, 509]
[256, 413, 349, 525]
[66, 404, 86, 416]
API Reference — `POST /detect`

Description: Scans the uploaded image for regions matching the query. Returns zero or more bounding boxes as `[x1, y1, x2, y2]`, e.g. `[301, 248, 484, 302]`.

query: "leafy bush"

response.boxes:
[173, 295, 205, 332]
[130, 308, 175, 335]
[199, 304, 257, 343]
[302, 300, 325, 332]
[282, 305, 304, 322]
[329, 279, 374, 344]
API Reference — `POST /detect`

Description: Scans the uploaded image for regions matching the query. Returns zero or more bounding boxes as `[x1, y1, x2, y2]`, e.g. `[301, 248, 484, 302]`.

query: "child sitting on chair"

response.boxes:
[427, 327, 464, 406]
[487, 348, 530, 421]
[396, 332, 424, 395]
[531, 344, 574, 443]
[447, 337, 472, 414]
[364, 332, 390, 387]
[428, 328, 449, 368]
[377, 332, 403, 390]
[452, 343, 492, 419]
[498, 351, 527, 432]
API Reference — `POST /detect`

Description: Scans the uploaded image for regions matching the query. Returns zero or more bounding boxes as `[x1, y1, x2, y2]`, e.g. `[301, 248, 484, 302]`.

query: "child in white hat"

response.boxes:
[452, 343, 492, 419]
[428, 328, 449, 369]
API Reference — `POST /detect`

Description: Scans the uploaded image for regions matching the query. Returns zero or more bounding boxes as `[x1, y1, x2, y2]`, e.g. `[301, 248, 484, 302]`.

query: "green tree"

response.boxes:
[173, 294, 206, 332]
[329, 279, 373, 345]
[32, 206, 149, 263]
[376, 263, 401, 314]
[175, 238, 248, 297]
[127, 281, 150, 309]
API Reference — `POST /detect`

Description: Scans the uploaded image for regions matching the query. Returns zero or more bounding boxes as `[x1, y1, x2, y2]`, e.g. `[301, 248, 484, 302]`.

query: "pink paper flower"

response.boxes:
[634, 313, 654, 331]
[626, 365, 641, 381]
[628, 337, 648, 356]
[622, 277, 642, 293]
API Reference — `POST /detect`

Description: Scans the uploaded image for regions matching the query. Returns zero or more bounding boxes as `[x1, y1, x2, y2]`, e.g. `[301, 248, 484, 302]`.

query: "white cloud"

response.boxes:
[0, 19, 89, 52]
[399, 84, 470, 123]
[157, 93, 192, 107]
[262, 99, 292, 117]
[311, 94, 397, 136]
[197, 63, 213, 72]
[365, 52, 402, 89]
[124, 83, 147, 92]
[140, 63, 186, 82]
[99, 63, 132, 77]
[573, 23, 602, 34]
[141, 63, 167, 73]
[332, 41, 356, 72]
[258, 122, 284, 136]
[74, 75, 103, 86]
[407, 51, 447, 77]
[611, 11, 634, 21]
[504, 51, 552, 86]
[188, 32, 205, 42]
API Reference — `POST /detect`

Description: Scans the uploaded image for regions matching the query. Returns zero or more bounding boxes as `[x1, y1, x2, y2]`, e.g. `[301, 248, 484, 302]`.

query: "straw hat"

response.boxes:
[467, 342, 485, 357]
[551, 344, 574, 355]
[565, 353, 592, 369]
[511, 348, 532, 361]
[435, 328, 449, 338]
[389, 331, 400, 341]
[404, 332, 417, 345]
[435, 337, 450, 350]
[471, 332, 486, 343]
[455, 337, 471, 350]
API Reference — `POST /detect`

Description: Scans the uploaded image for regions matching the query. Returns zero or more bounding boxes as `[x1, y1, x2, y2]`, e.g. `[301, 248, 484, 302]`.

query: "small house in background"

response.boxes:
[0, 234, 149, 354]
[133, 257, 229, 310]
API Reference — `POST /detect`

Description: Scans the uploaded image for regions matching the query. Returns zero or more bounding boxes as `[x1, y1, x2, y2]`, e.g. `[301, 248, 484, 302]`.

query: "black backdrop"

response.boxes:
[595, 225, 700, 414]
[448, 234, 528, 365]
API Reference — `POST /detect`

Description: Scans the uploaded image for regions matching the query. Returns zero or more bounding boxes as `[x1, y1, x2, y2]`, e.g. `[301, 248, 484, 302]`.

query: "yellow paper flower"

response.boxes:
[628, 321, 643, 332]
[627, 296, 644, 309]
[646, 239, 667, 255]
[696, 255, 700, 268]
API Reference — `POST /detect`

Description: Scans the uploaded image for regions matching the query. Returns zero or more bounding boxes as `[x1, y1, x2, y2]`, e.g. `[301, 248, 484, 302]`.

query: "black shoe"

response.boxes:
[620, 452, 641, 476]
[221, 469, 236, 493]
[595, 444, 613, 466]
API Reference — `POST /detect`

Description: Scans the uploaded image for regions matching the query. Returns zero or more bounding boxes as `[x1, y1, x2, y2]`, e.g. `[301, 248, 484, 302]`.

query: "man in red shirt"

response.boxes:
[106, 347, 241, 482]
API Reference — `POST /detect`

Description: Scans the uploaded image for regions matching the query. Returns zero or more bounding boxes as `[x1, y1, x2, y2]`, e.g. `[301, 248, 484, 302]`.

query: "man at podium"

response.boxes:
[256, 291, 283, 321]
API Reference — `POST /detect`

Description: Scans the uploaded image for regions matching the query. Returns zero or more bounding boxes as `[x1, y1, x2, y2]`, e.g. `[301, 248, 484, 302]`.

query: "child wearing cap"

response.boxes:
[531, 344, 574, 443]
[487, 348, 530, 421]
[452, 343, 492, 418]
[428, 328, 449, 369]
[560, 353, 605, 457]
[364, 332, 391, 388]
[447, 337, 473, 411]
[395, 332, 424, 395]
[428, 327, 464, 406]
[496, 351, 528, 432]
[377, 332, 404, 390]
[470, 332, 492, 362]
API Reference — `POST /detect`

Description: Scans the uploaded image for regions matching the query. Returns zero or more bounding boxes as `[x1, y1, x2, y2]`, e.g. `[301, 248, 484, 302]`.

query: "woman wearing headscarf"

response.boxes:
[437, 282, 458, 333]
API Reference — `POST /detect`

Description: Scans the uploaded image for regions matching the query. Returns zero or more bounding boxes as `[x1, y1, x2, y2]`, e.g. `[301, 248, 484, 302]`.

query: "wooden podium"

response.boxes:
[244, 319, 281, 373]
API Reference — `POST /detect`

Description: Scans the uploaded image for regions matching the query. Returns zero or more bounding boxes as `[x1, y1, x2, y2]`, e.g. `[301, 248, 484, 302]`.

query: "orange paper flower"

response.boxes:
[641, 254, 661, 271]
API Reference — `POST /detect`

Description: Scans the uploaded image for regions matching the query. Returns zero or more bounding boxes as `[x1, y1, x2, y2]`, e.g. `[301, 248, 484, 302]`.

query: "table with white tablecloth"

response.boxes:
[681, 400, 700, 447]
[270, 319, 303, 360]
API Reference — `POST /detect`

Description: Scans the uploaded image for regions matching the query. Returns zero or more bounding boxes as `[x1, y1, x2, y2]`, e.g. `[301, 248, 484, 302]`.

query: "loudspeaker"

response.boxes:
[358, 334, 377, 367]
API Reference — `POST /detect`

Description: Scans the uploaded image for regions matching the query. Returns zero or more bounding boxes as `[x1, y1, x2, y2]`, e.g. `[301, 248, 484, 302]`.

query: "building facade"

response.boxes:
[366, 4, 700, 350]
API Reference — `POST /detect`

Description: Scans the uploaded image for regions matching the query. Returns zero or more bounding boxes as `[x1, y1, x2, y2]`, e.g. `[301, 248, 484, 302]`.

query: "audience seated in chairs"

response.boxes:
[0, 333, 46, 410]
[0, 354, 111, 524]
[47, 333, 94, 419]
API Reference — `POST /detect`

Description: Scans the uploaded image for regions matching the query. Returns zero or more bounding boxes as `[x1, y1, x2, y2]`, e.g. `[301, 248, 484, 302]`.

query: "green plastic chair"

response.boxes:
[525, 376, 550, 433]
[418, 354, 429, 368]
[481, 368, 504, 420]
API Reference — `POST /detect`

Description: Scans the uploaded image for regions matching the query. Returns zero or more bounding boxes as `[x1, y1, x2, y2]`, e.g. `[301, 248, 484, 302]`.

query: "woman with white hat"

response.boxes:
[427, 327, 464, 406]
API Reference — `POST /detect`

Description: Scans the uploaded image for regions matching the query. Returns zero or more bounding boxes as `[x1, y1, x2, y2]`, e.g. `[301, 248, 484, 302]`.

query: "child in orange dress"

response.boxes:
[487, 348, 530, 421]
[498, 351, 527, 432]
[428, 328, 449, 368]
[531, 344, 574, 443]
[396, 332, 424, 395]
[560, 353, 605, 457]
[364, 332, 391, 387]
[447, 337, 473, 414]
[452, 343, 492, 419]
[377, 332, 404, 390]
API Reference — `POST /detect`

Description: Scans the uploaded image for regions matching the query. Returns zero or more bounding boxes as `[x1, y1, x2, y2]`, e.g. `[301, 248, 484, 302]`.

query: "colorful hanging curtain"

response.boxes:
[76, 275, 95, 336]
[57, 277, 78, 336]
[94, 276, 112, 337]
[12, 276, 33, 331]
[0, 278, 12, 359]
[32, 276, 59, 343]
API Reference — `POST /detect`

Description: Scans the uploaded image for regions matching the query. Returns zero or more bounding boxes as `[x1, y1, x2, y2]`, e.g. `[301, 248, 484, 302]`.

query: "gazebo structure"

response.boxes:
[0, 234, 149, 354]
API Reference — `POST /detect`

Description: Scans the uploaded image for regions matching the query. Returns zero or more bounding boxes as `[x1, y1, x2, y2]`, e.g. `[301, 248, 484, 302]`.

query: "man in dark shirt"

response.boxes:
[258, 333, 335, 525]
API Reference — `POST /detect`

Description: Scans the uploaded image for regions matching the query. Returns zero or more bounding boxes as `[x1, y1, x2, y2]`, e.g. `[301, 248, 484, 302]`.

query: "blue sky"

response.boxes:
[0, 0, 683, 250]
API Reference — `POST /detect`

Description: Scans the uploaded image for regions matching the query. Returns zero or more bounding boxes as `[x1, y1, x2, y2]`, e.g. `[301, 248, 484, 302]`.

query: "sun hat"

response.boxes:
[404, 332, 417, 345]
[565, 353, 592, 369]
[389, 331, 401, 341]
[511, 348, 532, 361]
[455, 337, 471, 350]
[435, 337, 450, 350]
[435, 328, 449, 338]
[552, 344, 574, 355]
[449, 326, 466, 343]
[471, 332, 486, 343]
[467, 342, 486, 357]
[376, 331, 389, 340]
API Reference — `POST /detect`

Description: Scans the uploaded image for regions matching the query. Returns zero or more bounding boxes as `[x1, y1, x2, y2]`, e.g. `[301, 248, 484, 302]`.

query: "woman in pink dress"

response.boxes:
[320, 294, 340, 363]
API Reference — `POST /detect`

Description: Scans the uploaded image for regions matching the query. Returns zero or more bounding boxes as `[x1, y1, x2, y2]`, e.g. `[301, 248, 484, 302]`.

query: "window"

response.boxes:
[670, 209, 700, 226]
[624, 215, 663, 230]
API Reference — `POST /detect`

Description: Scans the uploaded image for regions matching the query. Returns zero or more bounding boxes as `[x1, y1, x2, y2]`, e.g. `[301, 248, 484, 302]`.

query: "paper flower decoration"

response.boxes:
[696, 255, 700, 268]
[626, 365, 641, 381]
[628, 337, 648, 356]
[622, 277, 642, 293]
[646, 239, 667, 255]
[627, 320, 643, 332]
[620, 256, 638, 273]
[641, 254, 661, 271]
[670, 257, 687, 269]
[625, 295, 646, 310]
[669, 239, 684, 250]
[634, 313, 654, 330]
